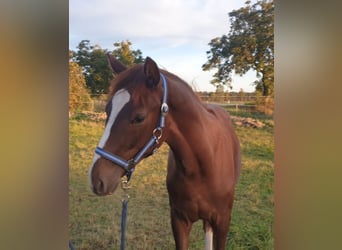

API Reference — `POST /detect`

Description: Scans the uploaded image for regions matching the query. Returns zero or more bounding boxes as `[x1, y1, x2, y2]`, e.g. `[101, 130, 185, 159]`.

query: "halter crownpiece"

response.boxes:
[95, 73, 168, 180]
[158, 73, 168, 128]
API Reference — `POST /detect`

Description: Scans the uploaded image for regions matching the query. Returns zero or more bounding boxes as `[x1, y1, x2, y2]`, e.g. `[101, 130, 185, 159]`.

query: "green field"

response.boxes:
[69, 111, 274, 249]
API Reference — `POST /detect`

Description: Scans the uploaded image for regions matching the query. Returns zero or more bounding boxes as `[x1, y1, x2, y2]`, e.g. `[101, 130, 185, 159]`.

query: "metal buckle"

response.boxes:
[121, 177, 131, 202]
[161, 103, 169, 116]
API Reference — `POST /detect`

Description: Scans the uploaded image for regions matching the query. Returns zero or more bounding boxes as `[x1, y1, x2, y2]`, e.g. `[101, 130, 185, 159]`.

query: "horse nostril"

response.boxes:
[93, 178, 105, 195]
[99, 179, 104, 193]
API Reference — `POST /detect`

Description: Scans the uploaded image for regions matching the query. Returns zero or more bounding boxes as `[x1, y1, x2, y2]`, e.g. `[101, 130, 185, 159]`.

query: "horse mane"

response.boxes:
[161, 70, 203, 104]
[109, 64, 203, 106]
[108, 64, 143, 97]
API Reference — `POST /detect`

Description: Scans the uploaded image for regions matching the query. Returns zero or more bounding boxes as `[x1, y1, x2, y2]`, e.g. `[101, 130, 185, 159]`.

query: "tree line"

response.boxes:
[70, 40, 144, 95]
[69, 0, 274, 114]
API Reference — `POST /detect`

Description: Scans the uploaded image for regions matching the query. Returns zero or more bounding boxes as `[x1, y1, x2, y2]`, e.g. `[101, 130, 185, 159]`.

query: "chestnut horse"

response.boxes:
[89, 55, 241, 250]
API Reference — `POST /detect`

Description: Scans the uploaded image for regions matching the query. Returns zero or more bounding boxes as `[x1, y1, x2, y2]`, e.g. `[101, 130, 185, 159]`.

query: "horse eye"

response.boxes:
[131, 114, 145, 124]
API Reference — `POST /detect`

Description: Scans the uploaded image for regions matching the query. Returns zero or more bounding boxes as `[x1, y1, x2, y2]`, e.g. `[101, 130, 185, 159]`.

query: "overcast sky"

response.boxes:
[69, 0, 257, 92]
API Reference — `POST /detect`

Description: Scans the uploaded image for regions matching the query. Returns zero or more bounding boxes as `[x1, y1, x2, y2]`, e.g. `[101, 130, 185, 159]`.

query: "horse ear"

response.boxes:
[144, 57, 160, 88]
[107, 53, 127, 74]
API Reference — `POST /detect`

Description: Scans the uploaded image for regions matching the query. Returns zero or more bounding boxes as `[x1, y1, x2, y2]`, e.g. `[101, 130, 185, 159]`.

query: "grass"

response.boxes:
[69, 112, 274, 249]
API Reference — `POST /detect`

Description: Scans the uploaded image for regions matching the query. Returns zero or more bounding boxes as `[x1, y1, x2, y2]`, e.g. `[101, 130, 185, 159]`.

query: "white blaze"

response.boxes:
[89, 89, 130, 183]
[98, 89, 130, 149]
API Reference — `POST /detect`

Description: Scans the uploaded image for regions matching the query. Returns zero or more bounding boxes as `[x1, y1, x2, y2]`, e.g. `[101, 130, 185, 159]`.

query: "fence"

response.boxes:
[198, 94, 261, 103]
[199, 95, 269, 113]
[70, 95, 272, 115]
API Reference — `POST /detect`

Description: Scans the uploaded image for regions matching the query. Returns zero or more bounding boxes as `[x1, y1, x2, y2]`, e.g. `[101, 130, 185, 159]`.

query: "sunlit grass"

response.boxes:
[69, 115, 274, 249]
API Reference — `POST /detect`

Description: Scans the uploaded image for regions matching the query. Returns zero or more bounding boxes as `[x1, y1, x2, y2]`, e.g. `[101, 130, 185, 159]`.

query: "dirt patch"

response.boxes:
[231, 116, 265, 128]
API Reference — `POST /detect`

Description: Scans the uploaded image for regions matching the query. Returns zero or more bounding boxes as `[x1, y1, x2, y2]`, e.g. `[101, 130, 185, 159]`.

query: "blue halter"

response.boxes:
[94, 73, 168, 180]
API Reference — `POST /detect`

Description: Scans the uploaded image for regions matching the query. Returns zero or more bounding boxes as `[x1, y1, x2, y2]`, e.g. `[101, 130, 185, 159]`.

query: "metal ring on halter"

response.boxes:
[153, 127, 163, 141]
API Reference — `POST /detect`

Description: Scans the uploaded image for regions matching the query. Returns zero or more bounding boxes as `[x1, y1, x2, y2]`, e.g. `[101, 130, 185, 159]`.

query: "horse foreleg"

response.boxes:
[203, 220, 213, 250]
[205, 227, 213, 250]
[213, 225, 229, 250]
[170, 209, 192, 250]
[213, 211, 232, 250]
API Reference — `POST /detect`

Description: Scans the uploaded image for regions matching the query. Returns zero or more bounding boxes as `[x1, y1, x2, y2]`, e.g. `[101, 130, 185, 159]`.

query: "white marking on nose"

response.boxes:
[89, 89, 130, 186]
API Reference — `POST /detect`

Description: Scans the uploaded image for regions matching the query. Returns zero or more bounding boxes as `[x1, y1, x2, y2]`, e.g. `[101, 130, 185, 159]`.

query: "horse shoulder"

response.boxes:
[204, 103, 241, 182]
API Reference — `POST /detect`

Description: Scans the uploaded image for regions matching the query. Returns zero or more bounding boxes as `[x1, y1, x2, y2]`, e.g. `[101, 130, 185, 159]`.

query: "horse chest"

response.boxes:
[166, 172, 217, 219]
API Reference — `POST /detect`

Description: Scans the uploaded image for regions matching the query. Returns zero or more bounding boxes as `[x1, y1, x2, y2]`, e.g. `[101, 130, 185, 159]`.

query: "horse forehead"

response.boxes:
[98, 89, 130, 148]
[127, 84, 150, 105]
[108, 89, 131, 124]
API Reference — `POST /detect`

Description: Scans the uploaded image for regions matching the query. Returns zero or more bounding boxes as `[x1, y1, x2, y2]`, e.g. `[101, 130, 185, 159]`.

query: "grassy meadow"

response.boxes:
[69, 111, 274, 249]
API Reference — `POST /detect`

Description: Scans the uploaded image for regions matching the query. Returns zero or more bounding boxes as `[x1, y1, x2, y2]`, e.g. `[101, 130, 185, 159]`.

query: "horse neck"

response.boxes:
[163, 75, 211, 172]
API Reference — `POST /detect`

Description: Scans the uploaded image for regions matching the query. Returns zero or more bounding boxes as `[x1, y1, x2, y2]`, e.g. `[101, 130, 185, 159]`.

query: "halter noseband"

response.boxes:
[94, 73, 169, 180]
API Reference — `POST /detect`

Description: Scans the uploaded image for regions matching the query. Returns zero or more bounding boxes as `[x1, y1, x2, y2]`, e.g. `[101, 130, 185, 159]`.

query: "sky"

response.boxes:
[69, 0, 257, 92]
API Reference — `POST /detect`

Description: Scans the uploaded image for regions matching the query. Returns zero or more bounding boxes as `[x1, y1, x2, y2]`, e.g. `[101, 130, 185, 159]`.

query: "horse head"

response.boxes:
[89, 55, 165, 196]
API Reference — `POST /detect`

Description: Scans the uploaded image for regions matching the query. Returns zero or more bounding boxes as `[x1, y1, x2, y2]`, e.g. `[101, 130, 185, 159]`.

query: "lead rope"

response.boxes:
[120, 177, 131, 250]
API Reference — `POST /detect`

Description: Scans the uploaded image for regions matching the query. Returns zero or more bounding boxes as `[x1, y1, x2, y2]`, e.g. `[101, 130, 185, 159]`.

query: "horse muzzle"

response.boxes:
[90, 159, 125, 196]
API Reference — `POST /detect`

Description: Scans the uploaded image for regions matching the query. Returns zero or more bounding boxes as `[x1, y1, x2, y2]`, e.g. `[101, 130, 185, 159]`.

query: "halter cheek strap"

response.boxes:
[94, 73, 168, 180]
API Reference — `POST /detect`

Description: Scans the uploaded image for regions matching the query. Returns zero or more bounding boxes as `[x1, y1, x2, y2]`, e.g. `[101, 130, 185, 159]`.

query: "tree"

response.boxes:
[216, 84, 225, 93]
[69, 51, 92, 114]
[72, 40, 144, 94]
[239, 88, 246, 97]
[203, 0, 274, 96]
[111, 40, 144, 67]
[87, 46, 113, 94]
[72, 40, 112, 95]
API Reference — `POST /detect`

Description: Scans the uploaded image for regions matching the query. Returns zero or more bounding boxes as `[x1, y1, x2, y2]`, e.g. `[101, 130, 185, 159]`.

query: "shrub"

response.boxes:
[256, 96, 274, 116]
